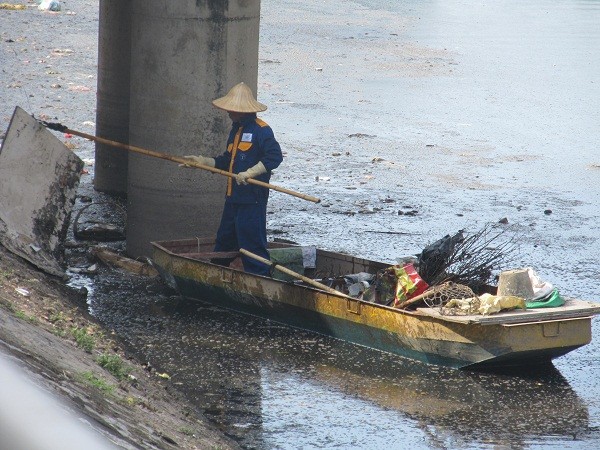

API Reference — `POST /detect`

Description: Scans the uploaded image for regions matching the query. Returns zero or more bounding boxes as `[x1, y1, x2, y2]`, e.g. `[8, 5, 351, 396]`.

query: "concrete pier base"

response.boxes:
[94, 0, 131, 196]
[126, 0, 261, 257]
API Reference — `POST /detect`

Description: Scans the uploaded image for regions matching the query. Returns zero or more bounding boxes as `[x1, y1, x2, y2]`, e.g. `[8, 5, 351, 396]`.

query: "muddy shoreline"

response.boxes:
[0, 243, 239, 449]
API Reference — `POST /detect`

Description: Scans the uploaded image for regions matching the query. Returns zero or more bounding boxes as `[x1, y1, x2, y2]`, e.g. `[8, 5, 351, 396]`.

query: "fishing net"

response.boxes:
[422, 282, 475, 306]
[397, 281, 475, 310]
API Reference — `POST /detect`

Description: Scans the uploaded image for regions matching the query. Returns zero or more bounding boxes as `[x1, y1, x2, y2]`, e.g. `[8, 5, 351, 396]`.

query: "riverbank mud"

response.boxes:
[0, 243, 239, 449]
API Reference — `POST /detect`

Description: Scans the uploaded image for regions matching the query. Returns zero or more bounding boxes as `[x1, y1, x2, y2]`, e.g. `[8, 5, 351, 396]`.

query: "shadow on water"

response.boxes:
[83, 268, 594, 449]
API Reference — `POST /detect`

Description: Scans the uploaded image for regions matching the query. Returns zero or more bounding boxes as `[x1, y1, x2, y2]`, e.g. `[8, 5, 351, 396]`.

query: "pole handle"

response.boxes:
[43, 123, 321, 204]
[239, 248, 352, 299]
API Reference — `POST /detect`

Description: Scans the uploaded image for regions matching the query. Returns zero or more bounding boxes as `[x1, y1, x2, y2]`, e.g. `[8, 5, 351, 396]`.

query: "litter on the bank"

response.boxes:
[0, 3, 27, 10]
[91, 246, 158, 278]
[69, 86, 91, 92]
[52, 48, 73, 55]
[38, 0, 60, 11]
[15, 287, 30, 297]
[72, 201, 126, 242]
[75, 222, 124, 241]
[68, 264, 98, 275]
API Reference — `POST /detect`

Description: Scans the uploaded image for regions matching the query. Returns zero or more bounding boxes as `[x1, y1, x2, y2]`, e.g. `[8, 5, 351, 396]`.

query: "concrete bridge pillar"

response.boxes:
[94, 0, 131, 196]
[126, 0, 261, 257]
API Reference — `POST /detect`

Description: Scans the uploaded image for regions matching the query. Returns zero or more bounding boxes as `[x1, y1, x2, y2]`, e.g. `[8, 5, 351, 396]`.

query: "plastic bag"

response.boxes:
[478, 293, 526, 315]
[363, 264, 428, 306]
[38, 0, 61, 11]
[526, 288, 564, 309]
[391, 263, 429, 306]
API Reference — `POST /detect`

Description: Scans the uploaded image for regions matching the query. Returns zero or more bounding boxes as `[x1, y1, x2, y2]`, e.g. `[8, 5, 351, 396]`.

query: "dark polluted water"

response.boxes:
[80, 267, 597, 450]
[80, 0, 600, 448]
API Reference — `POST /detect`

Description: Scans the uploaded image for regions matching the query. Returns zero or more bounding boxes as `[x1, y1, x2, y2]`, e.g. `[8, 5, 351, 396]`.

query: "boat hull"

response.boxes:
[151, 239, 598, 370]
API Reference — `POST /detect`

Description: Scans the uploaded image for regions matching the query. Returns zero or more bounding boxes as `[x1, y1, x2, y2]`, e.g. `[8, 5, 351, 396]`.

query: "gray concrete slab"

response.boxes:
[0, 106, 83, 277]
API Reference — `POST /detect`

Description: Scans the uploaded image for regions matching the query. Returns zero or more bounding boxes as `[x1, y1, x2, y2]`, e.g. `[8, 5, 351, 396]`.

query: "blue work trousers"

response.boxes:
[213, 202, 270, 276]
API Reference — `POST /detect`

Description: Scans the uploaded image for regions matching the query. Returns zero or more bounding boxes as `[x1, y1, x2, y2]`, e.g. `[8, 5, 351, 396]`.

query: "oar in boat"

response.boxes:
[40, 121, 321, 204]
[239, 248, 353, 299]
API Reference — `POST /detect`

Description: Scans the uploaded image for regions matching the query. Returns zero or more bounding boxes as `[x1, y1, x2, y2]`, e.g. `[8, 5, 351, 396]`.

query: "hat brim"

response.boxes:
[212, 98, 267, 113]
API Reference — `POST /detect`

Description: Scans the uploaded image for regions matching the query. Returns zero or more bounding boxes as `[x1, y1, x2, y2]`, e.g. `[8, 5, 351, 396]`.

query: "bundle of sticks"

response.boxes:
[417, 224, 519, 294]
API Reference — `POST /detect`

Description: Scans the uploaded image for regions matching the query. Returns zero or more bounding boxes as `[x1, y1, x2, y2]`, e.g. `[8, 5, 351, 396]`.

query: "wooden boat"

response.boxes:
[150, 238, 600, 370]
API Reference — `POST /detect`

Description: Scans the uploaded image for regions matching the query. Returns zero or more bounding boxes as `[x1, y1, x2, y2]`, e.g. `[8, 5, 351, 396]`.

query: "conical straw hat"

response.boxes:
[212, 82, 267, 113]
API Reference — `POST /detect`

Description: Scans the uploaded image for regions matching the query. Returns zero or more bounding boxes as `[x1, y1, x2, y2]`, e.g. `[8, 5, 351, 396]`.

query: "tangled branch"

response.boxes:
[418, 224, 520, 293]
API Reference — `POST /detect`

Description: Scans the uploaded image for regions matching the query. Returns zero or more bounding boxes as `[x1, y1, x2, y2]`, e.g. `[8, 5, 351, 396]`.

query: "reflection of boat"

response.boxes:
[151, 238, 600, 370]
[296, 345, 591, 448]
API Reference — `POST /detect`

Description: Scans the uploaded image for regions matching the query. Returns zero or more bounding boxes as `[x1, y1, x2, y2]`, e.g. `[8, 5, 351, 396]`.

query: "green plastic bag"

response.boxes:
[526, 288, 564, 309]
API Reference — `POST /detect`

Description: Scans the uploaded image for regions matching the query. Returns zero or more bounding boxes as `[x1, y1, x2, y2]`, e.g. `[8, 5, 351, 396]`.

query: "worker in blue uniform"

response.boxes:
[182, 82, 283, 276]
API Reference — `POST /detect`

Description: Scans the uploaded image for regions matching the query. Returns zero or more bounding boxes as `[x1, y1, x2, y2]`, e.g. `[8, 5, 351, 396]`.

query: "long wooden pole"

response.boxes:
[239, 248, 353, 299]
[42, 122, 321, 204]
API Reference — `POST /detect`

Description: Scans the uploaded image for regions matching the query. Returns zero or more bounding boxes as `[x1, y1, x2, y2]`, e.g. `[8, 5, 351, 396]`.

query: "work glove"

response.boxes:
[179, 155, 215, 168]
[235, 161, 267, 185]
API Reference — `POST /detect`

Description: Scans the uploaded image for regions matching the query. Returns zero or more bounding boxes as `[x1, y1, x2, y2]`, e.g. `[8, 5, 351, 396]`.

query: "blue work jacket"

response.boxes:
[214, 115, 283, 204]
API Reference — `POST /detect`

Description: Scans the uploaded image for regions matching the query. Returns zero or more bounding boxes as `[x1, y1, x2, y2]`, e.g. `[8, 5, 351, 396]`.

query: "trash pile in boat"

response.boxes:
[328, 226, 565, 315]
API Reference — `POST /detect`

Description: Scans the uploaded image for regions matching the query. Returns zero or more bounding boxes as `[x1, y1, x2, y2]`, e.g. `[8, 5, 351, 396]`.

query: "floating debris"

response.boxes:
[72, 201, 126, 242]
[68, 264, 98, 275]
[91, 246, 158, 278]
[15, 287, 30, 297]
